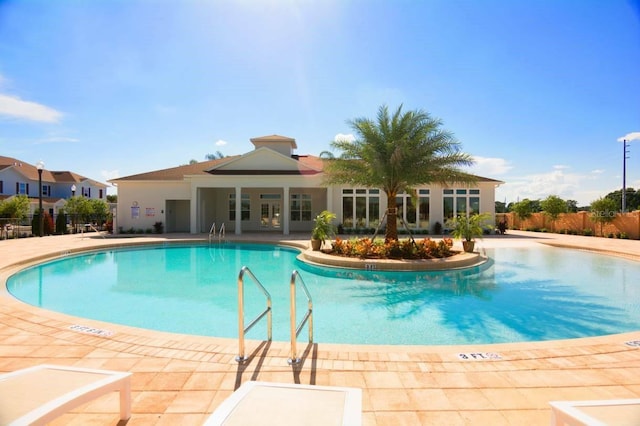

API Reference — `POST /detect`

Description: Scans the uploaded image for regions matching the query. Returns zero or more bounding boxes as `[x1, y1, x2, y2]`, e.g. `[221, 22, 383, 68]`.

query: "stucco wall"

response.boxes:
[115, 181, 191, 232]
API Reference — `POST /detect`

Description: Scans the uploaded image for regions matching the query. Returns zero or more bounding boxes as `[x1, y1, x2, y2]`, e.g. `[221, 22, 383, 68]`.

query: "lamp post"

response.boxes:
[70, 184, 77, 233]
[36, 160, 44, 237]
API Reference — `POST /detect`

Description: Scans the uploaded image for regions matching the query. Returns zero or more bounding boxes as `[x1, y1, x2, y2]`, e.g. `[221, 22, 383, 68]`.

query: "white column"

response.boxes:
[190, 185, 198, 234]
[235, 186, 242, 235]
[283, 186, 290, 235]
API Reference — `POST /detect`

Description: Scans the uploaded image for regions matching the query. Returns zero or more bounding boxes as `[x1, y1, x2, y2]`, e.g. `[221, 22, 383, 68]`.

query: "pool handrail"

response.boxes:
[236, 266, 272, 363]
[209, 222, 226, 242]
[288, 270, 313, 365]
[208, 222, 216, 242]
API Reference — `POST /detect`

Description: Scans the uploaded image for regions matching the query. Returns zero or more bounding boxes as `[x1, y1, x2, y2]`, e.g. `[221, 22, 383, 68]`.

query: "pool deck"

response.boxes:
[1, 231, 639, 425]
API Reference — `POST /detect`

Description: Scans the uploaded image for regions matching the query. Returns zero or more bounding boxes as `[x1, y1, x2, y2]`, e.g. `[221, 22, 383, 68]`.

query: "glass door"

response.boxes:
[260, 201, 281, 229]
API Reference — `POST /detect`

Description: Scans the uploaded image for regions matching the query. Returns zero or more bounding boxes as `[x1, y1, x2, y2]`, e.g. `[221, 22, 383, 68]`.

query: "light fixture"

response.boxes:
[36, 160, 44, 237]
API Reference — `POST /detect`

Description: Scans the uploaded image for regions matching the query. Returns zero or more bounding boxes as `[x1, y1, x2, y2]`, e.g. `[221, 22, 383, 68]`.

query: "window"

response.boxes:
[17, 182, 28, 195]
[290, 194, 312, 221]
[341, 188, 380, 228]
[418, 189, 430, 228]
[395, 192, 416, 228]
[99, 189, 103, 199]
[0, 180, 3, 193]
[229, 193, 251, 221]
[42, 185, 51, 197]
[443, 188, 481, 219]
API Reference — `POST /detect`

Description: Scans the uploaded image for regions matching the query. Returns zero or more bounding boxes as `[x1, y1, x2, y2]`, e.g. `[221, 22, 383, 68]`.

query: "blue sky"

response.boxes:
[1, 0, 639, 205]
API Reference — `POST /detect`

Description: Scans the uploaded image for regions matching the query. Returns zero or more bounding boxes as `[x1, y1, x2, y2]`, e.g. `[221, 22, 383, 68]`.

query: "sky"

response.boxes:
[1, 0, 639, 206]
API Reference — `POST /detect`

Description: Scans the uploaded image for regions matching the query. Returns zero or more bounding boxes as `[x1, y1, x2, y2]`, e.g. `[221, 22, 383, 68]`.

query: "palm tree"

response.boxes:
[323, 104, 475, 241]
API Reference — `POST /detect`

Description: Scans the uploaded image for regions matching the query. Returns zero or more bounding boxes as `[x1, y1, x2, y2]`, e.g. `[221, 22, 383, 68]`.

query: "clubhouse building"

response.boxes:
[110, 135, 503, 235]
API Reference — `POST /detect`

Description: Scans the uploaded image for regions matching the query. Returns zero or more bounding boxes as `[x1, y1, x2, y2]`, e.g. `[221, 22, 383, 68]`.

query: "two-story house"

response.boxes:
[0, 156, 109, 221]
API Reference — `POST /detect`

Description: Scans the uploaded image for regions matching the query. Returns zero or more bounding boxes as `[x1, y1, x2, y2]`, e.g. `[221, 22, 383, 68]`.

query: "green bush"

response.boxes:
[582, 228, 594, 236]
[55, 213, 67, 234]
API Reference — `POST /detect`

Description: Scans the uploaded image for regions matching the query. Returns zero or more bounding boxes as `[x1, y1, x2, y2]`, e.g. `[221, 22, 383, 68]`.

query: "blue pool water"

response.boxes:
[6, 243, 640, 345]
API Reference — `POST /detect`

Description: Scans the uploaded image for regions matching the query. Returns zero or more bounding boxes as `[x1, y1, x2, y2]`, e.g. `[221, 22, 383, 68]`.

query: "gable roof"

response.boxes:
[110, 157, 238, 182]
[205, 147, 321, 175]
[111, 150, 325, 182]
[0, 156, 108, 187]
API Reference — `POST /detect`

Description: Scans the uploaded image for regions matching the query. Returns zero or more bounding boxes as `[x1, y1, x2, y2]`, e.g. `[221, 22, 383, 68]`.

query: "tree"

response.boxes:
[510, 199, 535, 228]
[323, 104, 474, 241]
[495, 200, 507, 213]
[604, 187, 639, 212]
[566, 199, 578, 213]
[540, 195, 567, 231]
[64, 196, 92, 232]
[590, 197, 618, 236]
[205, 151, 225, 160]
[88, 199, 110, 224]
[0, 195, 30, 221]
[106, 194, 117, 203]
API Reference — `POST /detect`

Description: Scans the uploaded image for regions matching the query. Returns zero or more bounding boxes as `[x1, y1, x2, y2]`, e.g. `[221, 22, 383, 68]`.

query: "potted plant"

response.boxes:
[446, 213, 491, 252]
[311, 210, 336, 251]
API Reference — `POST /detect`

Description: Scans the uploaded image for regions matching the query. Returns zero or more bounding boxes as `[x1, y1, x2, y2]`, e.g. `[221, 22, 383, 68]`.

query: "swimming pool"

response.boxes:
[6, 242, 640, 345]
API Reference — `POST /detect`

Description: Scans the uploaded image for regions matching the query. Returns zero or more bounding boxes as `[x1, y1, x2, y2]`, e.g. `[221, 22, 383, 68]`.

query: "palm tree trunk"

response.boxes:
[385, 207, 398, 242]
[385, 190, 399, 242]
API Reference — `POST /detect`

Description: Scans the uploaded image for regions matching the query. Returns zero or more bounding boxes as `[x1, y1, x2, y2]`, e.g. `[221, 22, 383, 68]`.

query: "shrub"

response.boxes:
[433, 221, 442, 234]
[55, 213, 68, 234]
[330, 237, 453, 260]
[582, 228, 594, 236]
[153, 221, 164, 234]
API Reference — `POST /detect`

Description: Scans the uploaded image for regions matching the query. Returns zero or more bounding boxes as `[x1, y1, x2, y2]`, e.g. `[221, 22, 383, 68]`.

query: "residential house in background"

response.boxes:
[0, 156, 109, 220]
[111, 135, 503, 235]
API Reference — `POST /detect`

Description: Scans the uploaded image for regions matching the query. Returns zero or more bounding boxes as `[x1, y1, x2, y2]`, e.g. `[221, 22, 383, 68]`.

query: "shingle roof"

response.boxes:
[110, 157, 240, 181]
[110, 154, 503, 184]
[110, 154, 330, 181]
[0, 156, 107, 186]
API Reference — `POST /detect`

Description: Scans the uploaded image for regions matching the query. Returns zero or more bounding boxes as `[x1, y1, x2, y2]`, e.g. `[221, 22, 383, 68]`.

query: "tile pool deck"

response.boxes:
[0, 231, 639, 425]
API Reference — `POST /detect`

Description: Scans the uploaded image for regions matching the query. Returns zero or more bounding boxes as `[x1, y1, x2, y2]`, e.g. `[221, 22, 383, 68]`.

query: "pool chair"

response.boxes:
[0, 364, 132, 425]
[203, 381, 362, 426]
[549, 398, 640, 425]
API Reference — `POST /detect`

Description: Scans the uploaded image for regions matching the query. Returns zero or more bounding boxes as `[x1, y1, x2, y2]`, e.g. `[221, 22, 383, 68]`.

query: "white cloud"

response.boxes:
[334, 133, 355, 143]
[101, 169, 119, 182]
[495, 166, 611, 206]
[35, 136, 79, 144]
[0, 94, 63, 123]
[215, 139, 228, 147]
[617, 132, 640, 142]
[469, 156, 512, 176]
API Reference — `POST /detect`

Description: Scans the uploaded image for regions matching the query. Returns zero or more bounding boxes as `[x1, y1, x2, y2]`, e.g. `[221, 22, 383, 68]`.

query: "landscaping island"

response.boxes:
[300, 245, 487, 271]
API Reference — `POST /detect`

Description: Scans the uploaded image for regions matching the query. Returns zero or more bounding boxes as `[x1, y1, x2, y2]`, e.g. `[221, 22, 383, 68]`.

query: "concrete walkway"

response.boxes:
[0, 231, 639, 425]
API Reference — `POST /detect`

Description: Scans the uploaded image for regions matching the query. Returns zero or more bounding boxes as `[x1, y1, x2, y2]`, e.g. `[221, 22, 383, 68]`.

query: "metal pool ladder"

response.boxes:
[208, 222, 225, 242]
[288, 270, 313, 365]
[236, 266, 272, 363]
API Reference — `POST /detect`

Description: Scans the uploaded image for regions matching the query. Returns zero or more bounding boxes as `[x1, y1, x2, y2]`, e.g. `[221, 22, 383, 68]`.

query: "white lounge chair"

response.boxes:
[549, 398, 640, 426]
[0, 364, 132, 426]
[203, 381, 362, 426]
